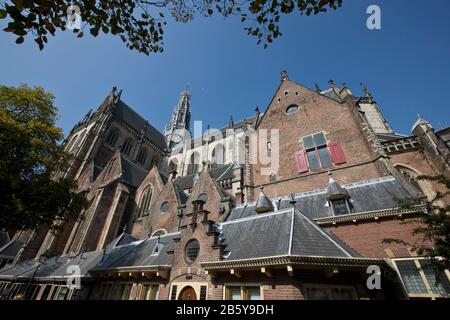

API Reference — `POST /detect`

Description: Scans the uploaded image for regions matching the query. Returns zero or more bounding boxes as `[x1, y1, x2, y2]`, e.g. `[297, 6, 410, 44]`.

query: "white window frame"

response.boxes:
[223, 283, 264, 300]
[392, 257, 450, 300]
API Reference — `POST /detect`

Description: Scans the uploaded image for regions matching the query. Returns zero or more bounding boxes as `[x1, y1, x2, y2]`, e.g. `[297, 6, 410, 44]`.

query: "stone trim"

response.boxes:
[201, 255, 387, 270]
[314, 205, 427, 226]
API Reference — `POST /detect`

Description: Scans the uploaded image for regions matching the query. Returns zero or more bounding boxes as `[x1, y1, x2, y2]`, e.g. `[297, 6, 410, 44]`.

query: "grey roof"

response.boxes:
[227, 176, 413, 221]
[91, 232, 179, 272]
[217, 208, 357, 261]
[120, 154, 149, 187]
[320, 89, 343, 102]
[0, 240, 24, 260]
[173, 181, 189, 204]
[0, 259, 38, 279]
[0, 232, 10, 248]
[113, 99, 167, 151]
[175, 164, 234, 190]
[106, 232, 140, 250]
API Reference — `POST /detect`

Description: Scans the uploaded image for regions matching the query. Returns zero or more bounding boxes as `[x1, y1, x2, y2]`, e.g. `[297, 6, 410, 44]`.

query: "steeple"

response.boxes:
[164, 87, 192, 151]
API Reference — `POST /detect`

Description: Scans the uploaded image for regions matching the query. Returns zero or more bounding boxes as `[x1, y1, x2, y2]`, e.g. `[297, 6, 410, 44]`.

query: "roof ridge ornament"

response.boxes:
[280, 70, 289, 81]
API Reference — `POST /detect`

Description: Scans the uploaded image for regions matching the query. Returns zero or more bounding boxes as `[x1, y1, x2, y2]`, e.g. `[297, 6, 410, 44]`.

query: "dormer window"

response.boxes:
[330, 198, 351, 215]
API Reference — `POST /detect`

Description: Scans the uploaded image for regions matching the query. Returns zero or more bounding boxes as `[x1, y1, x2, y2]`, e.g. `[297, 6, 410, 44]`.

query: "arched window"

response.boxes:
[187, 152, 200, 175]
[286, 104, 299, 115]
[137, 185, 152, 217]
[137, 148, 148, 165]
[211, 144, 225, 169]
[106, 129, 119, 147]
[121, 138, 133, 156]
[66, 134, 78, 152]
[396, 165, 424, 194]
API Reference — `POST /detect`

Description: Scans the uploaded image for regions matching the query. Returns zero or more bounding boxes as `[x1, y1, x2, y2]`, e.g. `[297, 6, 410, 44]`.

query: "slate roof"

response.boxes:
[175, 164, 234, 190]
[320, 89, 343, 102]
[217, 208, 357, 261]
[113, 99, 167, 151]
[120, 154, 149, 187]
[106, 232, 140, 250]
[0, 232, 10, 249]
[91, 233, 178, 271]
[227, 176, 413, 221]
[0, 240, 24, 260]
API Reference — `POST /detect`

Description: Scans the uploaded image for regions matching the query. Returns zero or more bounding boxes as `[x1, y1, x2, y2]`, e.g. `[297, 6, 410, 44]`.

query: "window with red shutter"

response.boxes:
[295, 150, 309, 173]
[329, 142, 346, 165]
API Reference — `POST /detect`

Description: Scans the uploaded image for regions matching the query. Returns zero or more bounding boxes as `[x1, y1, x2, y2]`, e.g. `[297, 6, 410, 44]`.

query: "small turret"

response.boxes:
[255, 186, 274, 213]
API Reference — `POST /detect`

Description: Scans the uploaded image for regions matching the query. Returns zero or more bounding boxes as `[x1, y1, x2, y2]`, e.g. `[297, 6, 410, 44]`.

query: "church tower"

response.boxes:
[358, 83, 394, 134]
[164, 88, 192, 152]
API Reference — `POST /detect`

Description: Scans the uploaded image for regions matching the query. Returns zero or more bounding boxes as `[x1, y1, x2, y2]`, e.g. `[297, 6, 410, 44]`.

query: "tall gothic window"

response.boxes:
[137, 148, 148, 165]
[396, 165, 424, 194]
[66, 134, 78, 152]
[137, 185, 152, 218]
[187, 152, 200, 175]
[106, 129, 119, 147]
[121, 138, 133, 156]
[211, 144, 225, 169]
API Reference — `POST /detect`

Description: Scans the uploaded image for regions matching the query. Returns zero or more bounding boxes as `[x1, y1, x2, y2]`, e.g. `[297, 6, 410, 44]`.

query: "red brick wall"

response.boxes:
[324, 217, 427, 258]
[250, 80, 385, 200]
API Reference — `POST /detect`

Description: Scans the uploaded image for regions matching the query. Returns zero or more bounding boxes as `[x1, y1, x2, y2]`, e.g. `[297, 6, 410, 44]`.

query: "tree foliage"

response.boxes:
[0, 84, 88, 232]
[384, 175, 450, 271]
[0, 0, 343, 55]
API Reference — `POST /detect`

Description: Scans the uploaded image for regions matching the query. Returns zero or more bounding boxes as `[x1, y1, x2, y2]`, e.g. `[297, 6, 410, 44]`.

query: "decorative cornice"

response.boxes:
[201, 255, 388, 270]
[314, 205, 427, 226]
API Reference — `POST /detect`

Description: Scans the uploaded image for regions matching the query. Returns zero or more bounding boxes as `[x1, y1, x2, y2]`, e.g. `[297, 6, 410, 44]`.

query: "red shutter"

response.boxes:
[295, 150, 309, 173]
[329, 141, 346, 165]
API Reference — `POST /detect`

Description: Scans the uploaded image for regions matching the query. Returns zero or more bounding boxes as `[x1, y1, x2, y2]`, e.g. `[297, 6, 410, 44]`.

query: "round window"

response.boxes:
[286, 104, 299, 115]
[185, 239, 200, 263]
[160, 201, 169, 213]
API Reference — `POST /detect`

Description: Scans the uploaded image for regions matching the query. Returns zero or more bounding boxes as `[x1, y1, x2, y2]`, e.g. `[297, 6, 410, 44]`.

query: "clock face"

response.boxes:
[172, 134, 182, 143]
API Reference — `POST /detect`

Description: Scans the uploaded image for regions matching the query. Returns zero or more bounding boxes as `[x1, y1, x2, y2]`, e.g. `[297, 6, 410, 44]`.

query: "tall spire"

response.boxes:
[164, 87, 192, 149]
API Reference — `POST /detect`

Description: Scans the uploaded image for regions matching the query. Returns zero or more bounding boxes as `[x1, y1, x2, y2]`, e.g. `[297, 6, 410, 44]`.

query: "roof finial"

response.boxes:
[280, 70, 289, 81]
[315, 83, 322, 92]
[328, 79, 336, 89]
[360, 82, 374, 102]
[228, 115, 234, 128]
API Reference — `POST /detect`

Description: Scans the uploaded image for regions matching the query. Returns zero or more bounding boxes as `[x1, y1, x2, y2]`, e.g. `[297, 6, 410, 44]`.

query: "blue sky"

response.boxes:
[1, 0, 449, 137]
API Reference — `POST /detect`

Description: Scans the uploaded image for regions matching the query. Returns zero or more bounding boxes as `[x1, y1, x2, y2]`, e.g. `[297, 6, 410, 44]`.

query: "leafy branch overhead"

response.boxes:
[0, 0, 343, 55]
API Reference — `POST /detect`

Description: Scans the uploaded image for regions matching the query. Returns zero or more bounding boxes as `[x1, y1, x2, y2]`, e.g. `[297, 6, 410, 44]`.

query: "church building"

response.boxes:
[0, 71, 449, 300]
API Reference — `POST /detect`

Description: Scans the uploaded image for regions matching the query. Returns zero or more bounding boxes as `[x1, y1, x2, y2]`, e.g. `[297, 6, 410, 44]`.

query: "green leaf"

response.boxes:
[15, 36, 24, 44]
